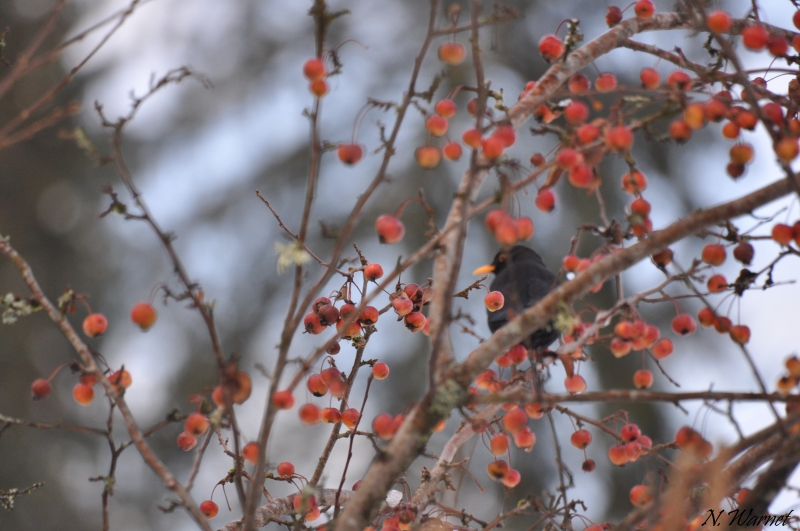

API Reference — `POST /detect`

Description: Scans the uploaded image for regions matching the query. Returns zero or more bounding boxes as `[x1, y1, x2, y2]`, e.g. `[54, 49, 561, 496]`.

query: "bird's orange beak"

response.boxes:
[472, 264, 495, 275]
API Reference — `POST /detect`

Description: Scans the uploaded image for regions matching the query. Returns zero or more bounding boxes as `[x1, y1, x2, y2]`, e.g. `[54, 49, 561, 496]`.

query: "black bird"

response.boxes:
[473, 245, 559, 350]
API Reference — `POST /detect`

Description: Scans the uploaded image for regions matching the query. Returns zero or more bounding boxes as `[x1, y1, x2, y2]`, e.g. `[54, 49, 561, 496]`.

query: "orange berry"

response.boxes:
[242, 442, 258, 463]
[185, 413, 209, 437]
[640, 67, 660, 89]
[438, 42, 466, 65]
[176, 431, 197, 451]
[73, 383, 95, 405]
[31, 378, 52, 400]
[109, 369, 132, 391]
[272, 390, 295, 410]
[538, 35, 564, 62]
[200, 500, 219, 519]
[706, 10, 732, 33]
[595, 73, 618, 93]
[299, 403, 321, 425]
[130, 302, 157, 331]
[415, 145, 442, 169]
[82, 313, 108, 338]
[443, 141, 462, 161]
[276, 461, 295, 477]
[372, 361, 390, 380]
[303, 58, 326, 81]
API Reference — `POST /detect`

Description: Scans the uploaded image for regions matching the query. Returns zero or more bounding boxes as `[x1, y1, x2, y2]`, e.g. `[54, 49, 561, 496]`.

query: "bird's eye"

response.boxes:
[498, 254, 505, 262]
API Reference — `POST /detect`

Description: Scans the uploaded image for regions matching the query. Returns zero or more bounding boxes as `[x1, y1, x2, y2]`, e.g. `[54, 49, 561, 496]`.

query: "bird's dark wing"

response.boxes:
[487, 258, 556, 333]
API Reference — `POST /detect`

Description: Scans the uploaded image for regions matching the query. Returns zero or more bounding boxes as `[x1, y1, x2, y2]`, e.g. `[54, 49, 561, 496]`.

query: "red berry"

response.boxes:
[634, 0, 654, 19]
[200, 500, 219, 519]
[82, 313, 108, 338]
[341, 407, 360, 429]
[730, 144, 754, 165]
[620, 423, 641, 442]
[606, 125, 633, 152]
[392, 295, 414, 317]
[701, 243, 726, 266]
[462, 129, 482, 149]
[502, 407, 528, 434]
[303, 58, 326, 81]
[501, 468, 521, 488]
[109, 369, 132, 390]
[338, 144, 364, 165]
[570, 429, 592, 449]
[372, 361, 390, 380]
[568, 74, 590, 94]
[538, 35, 564, 62]
[31, 378, 52, 400]
[772, 223, 794, 245]
[404, 312, 426, 333]
[556, 148, 583, 169]
[415, 145, 442, 168]
[490, 433, 509, 455]
[272, 390, 295, 409]
[640, 67, 661, 89]
[484, 291, 504, 312]
[355, 306, 378, 327]
[425, 115, 449, 137]
[242, 442, 258, 463]
[513, 427, 536, 451]
[608, 444, 629, 466]
[506, 344, 527, 365]
[73, 383, 95, 405]
[535, 188, 556, 212]
[706, 10, 731, 33]
[276, 461, 295, 477]
[595, 73, 618, 93]
[438, 42, 466, 65]
[741, 26, 769, 51]
[707, 274, 728, 293]
[633, 369, 654, 389]
[185, 413, 209, 437]
[130, 302, 157, 331]
[666, 71, 691, 90]
[630, 484, 653, 508]
[669, 119, 692, 142]
[372, 413, 398, 439]
[320, 407, 341, 424]
[515, 217, 534, 240]
[481, 137, 504, 160]
[363, 263, 383, 281]
[622, 171, 647, 194]
[564, 101, 589, 124]
[631, 197, 651, 216]
[303, 312, 325, 335]
[671, 314, 697, 336]
[307, 374, 329, 397]
[606, 6, 622, 26]
[493, 125, 516, 147]
[309, 80, 328, 97]
[375, 214, 405, 244]
[443, 141, 462, 161]
[564, 374, 586, 394]
[299, 403, 320, 425]
[487, 459, 509, 480]
[176, 431, 197, 451]
[568, 165, 594, 188]
[576, 124, 600, 144]
[434, 100, 457, 118]
[729, 325, 751, 345]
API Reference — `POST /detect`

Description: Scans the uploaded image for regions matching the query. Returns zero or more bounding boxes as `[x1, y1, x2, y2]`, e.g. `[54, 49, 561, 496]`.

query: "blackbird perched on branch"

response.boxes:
[473, 245, 559, 350]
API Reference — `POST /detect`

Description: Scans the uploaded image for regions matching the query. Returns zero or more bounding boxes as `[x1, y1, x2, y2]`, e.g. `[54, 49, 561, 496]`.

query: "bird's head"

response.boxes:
[472, 245, 545, 276]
